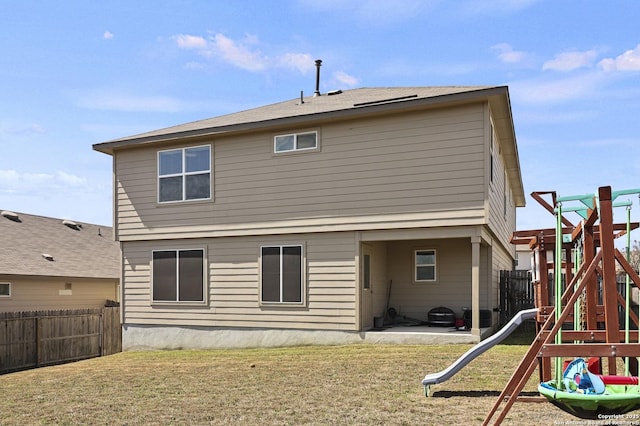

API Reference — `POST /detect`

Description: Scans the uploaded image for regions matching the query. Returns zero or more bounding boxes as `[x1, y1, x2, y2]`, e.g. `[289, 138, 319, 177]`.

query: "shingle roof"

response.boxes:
[93, 86, 498, 152]
[0, 210, 120, 279]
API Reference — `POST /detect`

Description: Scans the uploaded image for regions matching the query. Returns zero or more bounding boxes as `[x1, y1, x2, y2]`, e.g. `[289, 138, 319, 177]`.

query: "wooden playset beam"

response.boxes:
[484, 185, 640, 424]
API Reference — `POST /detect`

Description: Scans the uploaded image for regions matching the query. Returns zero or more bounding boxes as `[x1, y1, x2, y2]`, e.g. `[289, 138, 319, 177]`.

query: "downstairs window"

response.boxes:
[152, 249, 206, 303]
[261, 245, 304, 304]
[415, 249, 437, 282]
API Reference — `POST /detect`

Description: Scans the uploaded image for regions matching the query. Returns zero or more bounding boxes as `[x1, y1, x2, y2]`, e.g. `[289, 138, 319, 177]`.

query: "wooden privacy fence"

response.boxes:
[499, 270, 534, 326]
[0, 307, 121, 374]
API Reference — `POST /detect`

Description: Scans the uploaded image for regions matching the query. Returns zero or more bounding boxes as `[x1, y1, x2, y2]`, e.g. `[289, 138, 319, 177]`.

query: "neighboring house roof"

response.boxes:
[0, 210, 120, 279]
[93, 85, 524, 206]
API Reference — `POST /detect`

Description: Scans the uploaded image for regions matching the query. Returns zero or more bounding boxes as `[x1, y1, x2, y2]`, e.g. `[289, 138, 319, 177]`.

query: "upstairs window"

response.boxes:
[274, 131, 317, 153]
[415, 249, 437, 282]
[152, 249, 206, 303]
[158, 145, 211, 203]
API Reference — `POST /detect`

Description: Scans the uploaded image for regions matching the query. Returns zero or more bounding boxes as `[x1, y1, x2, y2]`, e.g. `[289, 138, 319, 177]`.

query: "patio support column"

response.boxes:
[471, 236, 481, 337]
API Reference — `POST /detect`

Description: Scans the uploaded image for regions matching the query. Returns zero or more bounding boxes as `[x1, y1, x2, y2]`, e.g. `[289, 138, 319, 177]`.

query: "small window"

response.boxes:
[274, 131, 317, 153]
[261, 245, 304, 304]
[158, 145, 211, 203]
[0, 283, 10, 297]
[415, 249, 436, 282]
[152, 249, 206, 303]
[363, 254, 371, 290]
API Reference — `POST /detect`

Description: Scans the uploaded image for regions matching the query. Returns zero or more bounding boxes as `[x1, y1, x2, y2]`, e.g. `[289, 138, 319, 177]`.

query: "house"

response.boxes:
[93, 85, 525, 350]
[515, 244, 533, 271]
[0, 210, 120, 312]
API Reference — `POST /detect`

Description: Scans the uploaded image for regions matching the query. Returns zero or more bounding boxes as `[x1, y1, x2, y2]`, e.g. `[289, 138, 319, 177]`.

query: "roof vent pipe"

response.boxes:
[314, 59, 322, 97]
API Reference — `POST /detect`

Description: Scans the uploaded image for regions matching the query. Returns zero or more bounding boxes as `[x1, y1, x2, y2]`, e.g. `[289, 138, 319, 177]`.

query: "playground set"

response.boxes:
[422, 185, 640, 425]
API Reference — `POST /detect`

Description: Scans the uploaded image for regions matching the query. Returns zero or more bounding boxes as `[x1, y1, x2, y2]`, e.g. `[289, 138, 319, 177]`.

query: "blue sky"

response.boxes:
[1, 1, 639, 232]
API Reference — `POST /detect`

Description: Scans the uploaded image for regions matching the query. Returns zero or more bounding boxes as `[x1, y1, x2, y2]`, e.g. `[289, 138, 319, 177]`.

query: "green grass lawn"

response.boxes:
[0, 331, 585, 425]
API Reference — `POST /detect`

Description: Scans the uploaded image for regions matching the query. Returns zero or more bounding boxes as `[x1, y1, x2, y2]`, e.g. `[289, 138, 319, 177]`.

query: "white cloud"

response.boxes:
[56, 171, 87, 186]
[0, 170, 88, 195]
[599, 44, 640, 72]
[103, 31, 114, 40]
[0, 169, 111, 225]
[30, 124, 46, 134]
[173, 32, 315, 74]
[0, 169, 20, 182]
[543, 49, 598, 72]
[492, 43, 529, 64]
[332, 71, 359, 87]
[212, 33, 267, 71]
[174, 34, 207, 49]
[509, 72, 605, 104]
[276, 53, 314, 74]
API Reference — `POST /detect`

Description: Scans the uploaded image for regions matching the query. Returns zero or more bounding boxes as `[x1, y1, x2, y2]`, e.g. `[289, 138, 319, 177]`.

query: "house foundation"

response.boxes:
[121, 324, 488, 350]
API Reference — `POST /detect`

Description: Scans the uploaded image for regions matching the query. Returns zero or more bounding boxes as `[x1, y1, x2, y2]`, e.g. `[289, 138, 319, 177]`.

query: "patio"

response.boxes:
[361, 323, 493, 345]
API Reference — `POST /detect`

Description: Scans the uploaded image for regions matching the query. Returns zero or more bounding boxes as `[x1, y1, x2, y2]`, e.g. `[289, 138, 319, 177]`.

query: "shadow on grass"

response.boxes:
[500, 321, 537, 345]
[432, 390, 540, 398]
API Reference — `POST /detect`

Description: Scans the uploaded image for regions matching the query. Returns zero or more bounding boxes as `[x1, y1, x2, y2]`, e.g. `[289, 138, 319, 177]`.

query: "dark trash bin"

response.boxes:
[463, 309, 492, 328]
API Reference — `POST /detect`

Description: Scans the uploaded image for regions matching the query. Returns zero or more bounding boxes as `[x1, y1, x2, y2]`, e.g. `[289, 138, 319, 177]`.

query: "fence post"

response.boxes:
[499, 271, 506, 325]
[35, 316, 41, 368]
[99, 310, 104, 356]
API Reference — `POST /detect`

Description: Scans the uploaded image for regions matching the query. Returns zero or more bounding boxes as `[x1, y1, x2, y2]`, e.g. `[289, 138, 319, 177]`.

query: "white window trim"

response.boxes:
[259, 243, 306, 306]
[151, 248, 207, 305]
[157, 145, 212, 204]
[273, 130, 319, 154]
[414, 249, 437, 283]
[0, 282, 10, 297]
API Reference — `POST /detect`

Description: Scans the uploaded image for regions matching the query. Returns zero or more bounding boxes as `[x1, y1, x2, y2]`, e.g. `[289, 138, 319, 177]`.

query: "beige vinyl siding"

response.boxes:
[122, 232, 357, 330]
[481, 243, 491, 309]
[385, 238, 475, 321]
[114, 104, 487, 241]
[487, 108, 517, 259]
[486, 109, 516, 324]
[0, 276, 118, 312]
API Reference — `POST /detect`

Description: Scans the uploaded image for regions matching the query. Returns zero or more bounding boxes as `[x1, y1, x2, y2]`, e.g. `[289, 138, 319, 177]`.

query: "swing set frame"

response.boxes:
[483, 185, 640, 425]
